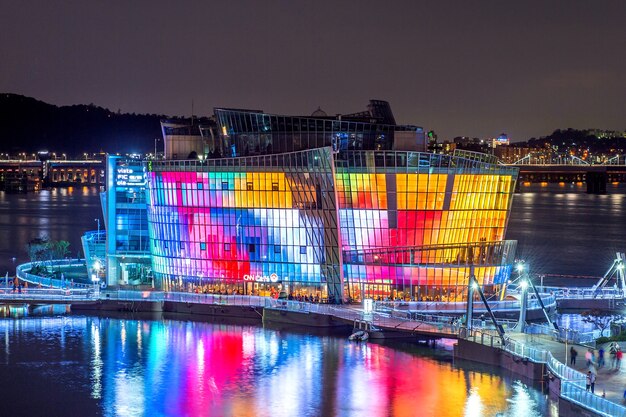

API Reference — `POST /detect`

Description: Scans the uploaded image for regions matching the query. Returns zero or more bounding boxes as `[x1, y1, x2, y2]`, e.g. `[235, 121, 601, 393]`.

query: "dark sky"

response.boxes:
[1, 1, 625, 141]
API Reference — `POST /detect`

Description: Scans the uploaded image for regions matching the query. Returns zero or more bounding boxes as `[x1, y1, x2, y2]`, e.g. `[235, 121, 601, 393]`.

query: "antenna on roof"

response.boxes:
[191, 99, 195, 124]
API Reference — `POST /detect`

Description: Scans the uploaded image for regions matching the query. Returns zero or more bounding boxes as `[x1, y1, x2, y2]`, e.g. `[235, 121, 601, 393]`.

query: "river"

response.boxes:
[0, 310, 554, 417]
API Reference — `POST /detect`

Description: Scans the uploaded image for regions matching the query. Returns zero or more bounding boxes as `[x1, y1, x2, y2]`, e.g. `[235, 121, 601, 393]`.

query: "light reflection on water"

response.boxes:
[0, 313, 553, 417]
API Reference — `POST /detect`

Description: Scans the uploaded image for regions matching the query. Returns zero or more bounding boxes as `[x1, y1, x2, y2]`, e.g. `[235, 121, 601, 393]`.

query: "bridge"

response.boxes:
[504, 155, 626, 193]
[0, 158, 105, 192]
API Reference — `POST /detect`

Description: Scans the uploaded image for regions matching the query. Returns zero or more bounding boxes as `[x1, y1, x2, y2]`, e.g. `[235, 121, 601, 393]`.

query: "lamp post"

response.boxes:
[94, 218, 101, 237]
[92, 259, 102, 296]
[154, 138, 161, 160]
[516, 261, 528, 333]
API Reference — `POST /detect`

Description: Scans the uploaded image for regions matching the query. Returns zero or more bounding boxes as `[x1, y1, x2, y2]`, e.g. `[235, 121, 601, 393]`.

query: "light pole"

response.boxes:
[92, 259, 102, 296]
[94, 218, 101, 236]
[154, 138, 161, 160]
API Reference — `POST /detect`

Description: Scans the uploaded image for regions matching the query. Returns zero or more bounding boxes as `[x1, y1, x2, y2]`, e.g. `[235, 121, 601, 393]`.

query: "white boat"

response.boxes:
[348, 330, 369, 342]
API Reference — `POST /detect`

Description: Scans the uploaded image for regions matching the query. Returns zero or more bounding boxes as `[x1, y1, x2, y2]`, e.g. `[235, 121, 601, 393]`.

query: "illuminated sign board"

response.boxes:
[116, 166, 146, 188]
[243, 273, 282, 283]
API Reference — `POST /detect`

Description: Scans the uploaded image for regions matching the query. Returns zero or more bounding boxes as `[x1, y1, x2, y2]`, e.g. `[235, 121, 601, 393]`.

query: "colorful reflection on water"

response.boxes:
[0, 313, 556, 417]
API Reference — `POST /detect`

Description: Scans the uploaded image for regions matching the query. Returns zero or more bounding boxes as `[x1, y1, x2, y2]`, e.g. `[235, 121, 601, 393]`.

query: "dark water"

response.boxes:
[0, 311, 553, 417]
[507, 183, 626, 280]
[0, 187, 102, 275]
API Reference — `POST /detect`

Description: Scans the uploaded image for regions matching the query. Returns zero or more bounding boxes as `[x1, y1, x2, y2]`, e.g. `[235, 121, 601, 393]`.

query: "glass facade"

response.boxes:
[211, 103, 422, 158]
[144, 147, 518, 302]
[100, 101, 519, 302]
[145, 148, 343, 300]
[335, 150, 517, 301]
[103, 156, 153, 287]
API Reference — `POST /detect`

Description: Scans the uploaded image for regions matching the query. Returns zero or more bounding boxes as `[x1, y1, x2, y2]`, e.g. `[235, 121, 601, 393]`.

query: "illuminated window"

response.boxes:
[224, 243, 230, 251]
[249, 244, 256, 253]
[300, 246, 307, 255]
[247, 182, 254, 191]
[274, 245, 281, 253]
[200, 242, 206, 250]
[221, 181, 228, 190]
[272, 182, 279, 191]
[197, 182, 203, 190]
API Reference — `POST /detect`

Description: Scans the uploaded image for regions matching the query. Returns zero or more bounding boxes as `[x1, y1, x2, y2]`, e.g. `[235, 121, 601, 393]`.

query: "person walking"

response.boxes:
[611, 343, 618, 368]
[590, 372, 596, 394]
[598, 347, 605, 369]
[586, 371, 592, 392]
[617, 348, 623, 370]
[585, 349, 593, 367]
[570, 347, 578, 366]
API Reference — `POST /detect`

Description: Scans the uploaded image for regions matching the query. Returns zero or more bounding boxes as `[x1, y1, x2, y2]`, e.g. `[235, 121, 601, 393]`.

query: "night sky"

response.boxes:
[1, 1, 624, 141]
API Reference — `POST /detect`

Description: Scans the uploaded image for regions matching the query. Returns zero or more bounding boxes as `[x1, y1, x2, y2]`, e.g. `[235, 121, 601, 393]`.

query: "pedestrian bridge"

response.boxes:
[0, 288, 97, 305]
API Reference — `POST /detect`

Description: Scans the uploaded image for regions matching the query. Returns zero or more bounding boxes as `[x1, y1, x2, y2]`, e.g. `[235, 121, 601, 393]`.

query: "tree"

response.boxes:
[581, 309, 621, 337]
[25, 237, 71, 272]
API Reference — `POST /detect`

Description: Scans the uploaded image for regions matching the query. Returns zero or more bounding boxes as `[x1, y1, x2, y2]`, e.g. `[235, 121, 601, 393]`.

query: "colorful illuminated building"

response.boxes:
[100, 100, 519, 302]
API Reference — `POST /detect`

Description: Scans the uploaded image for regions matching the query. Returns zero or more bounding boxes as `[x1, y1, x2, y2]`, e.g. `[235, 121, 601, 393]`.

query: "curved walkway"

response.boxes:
[507, 332, 626, 416]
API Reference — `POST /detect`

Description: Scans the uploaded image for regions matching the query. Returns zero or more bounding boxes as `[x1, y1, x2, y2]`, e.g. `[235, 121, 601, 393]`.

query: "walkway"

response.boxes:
[508, 332, 626, 409]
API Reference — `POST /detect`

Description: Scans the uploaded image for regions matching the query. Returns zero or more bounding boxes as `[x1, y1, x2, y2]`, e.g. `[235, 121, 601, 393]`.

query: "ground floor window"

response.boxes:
[345, 281, 502, 303]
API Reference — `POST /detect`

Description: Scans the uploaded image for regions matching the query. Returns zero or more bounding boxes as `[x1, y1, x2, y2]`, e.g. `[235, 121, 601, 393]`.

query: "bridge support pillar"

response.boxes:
[517, 281, 528, 332]
[586, 171, 607, 194]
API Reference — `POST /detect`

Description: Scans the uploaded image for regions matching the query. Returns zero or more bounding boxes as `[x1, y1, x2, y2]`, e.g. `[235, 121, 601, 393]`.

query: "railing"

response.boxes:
[263, 298, 462, 336]
[535, 285, 624, 300]
[103, 290, 267, 307]
[546, 352, 587, 388]
[561, 381, 626, 417]
[16, 259, 92, 289]
[375, 294, 556, 314]
[0, 288, 96, 301]
[503, 337, 549, 363]
[460, 328, 503, 348]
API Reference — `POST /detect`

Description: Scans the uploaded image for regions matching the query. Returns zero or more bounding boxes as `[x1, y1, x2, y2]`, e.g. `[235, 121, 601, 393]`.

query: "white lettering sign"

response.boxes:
[243, 273, 282, 283]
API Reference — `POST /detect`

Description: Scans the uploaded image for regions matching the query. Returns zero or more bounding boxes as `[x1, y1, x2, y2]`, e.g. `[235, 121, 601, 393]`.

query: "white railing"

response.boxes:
[503, 337, 548, 363]
[0, 288, 96, 301]
[561, 381, 626, 417]
[103, 290, 267, 307]
[536, 285, 624, 300]
[375, 294, 556, 314]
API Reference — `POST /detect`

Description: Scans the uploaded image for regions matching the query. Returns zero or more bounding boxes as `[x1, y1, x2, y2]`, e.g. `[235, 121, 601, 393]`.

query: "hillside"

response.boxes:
[0, 94, 167, 154]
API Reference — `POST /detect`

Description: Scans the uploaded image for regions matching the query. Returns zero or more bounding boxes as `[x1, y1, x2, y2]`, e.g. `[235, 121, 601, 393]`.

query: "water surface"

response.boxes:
[0, 313, 554, 417]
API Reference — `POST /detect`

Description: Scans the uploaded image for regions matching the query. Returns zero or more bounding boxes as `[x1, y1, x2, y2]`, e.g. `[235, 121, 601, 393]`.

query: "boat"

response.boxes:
[348, 330, 369, 342]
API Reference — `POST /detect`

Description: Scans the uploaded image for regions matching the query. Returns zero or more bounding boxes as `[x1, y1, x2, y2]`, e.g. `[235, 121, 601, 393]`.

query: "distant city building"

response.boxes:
[453, 136, 490, 154]
[492, 133, 510, 148]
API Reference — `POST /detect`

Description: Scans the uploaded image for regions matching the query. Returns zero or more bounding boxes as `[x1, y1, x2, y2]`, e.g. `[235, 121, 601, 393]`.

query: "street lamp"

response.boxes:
[154, 138, 161, 160]
[94, 218, 101, 237]
[92, 259, 102, 296]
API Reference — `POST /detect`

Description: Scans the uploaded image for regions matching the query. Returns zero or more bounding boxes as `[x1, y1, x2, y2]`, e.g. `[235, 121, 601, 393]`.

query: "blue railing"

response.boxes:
[16, 259, 92, 289]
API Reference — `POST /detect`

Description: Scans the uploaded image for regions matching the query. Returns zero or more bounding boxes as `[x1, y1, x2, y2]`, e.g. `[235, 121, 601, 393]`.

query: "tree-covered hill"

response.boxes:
[0, 93, 167, 155]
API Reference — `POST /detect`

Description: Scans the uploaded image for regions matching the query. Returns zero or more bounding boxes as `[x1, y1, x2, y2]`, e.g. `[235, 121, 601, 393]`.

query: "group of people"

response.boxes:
[570, 342, 623, 395]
